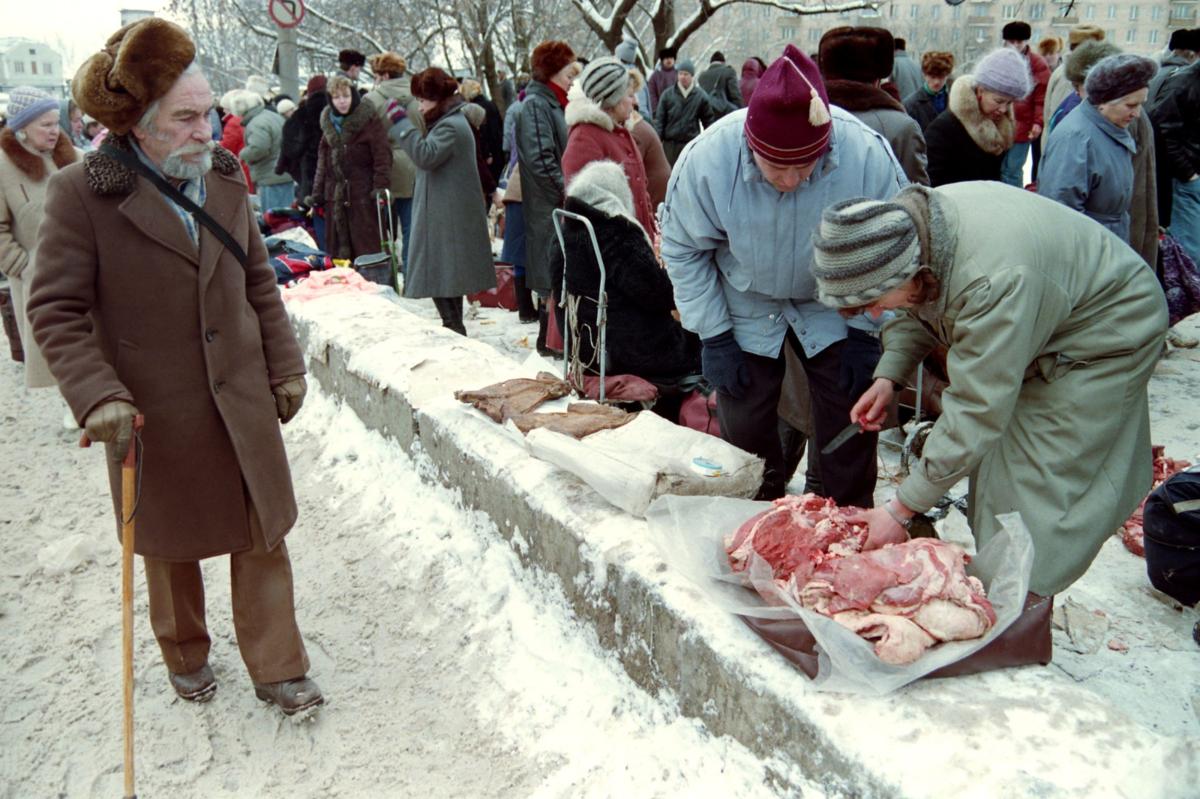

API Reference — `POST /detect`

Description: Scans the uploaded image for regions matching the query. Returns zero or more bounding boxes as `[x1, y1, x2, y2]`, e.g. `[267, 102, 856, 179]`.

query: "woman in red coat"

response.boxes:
[561, 57, 656, 238]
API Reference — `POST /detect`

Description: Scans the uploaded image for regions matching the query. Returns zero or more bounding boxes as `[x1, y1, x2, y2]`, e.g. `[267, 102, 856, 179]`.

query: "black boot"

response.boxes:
[514, 273, 537, 323]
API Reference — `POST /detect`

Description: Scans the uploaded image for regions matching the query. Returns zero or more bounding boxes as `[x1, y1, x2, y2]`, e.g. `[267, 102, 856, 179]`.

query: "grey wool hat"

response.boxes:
[1084, 53, 1157, 105]
[972, 48, 1033, 100]
[580, 57, 631, 108]
[811, 197, 922, 308]
[677, 59, 697, 76]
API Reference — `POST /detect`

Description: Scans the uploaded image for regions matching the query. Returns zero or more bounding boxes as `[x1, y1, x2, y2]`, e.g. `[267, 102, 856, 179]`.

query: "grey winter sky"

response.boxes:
[2, 0, 169, 74]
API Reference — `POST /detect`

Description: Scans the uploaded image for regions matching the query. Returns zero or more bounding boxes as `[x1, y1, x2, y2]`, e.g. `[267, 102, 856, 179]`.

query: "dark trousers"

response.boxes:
[716, 332, 877, 505]
[432, 296, 467, 335]
[663, 140, 687, 166]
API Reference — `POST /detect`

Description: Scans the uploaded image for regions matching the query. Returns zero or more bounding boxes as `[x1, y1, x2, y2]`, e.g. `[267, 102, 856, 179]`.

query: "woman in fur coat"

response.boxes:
[0, 86, 79, 389]
[385, 68, 496, 335]
[924, 49, 1031, 187]
[550, 160, 700, 384]
[309, 75, 392, 261]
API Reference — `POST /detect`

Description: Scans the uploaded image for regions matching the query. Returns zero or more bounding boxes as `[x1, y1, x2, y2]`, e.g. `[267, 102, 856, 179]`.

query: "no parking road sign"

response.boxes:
[269, 0, 305, 27]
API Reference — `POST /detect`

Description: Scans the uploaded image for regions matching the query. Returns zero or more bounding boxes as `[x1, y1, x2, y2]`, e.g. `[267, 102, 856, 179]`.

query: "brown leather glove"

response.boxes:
[84, 400, 140, 464]
[272, 375, 306, 424]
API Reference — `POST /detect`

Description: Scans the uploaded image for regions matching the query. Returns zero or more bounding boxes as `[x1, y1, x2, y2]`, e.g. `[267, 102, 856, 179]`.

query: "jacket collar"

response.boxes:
[1079, 100, 1137, 154]
[565, 91, 615, 131]
[319, 97, 374, 142]
[0, 126, 78, 182]
[423, 93, 466, 128]
[82, 132, 240, 196]
[825, 80, 906, 113]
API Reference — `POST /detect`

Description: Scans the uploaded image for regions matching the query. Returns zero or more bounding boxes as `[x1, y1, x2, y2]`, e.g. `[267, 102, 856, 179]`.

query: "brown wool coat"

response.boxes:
[313, 100, 392, 260]
[27, 136, 306, 562]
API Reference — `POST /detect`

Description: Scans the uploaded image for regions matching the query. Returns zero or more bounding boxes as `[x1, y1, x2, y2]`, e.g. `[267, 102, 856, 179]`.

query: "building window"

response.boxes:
[953, 28, 961, 42]
[1151, 5, 1161, 20]
[930, 28, 939, 41]
[763, 7, 771, 17]
[28, 48, 35, 55]
[1106, 27, 1116, 37]
[910, 3, 919, 17]
[1126, 28, 1137, 42]
[1148, 29, 1159, 44]
[1107, 4, 1116, 18]
[30, 62, 37, 75]
[1002, 4, 1018, 17]
[43, 63, 52, 74]
[13, 61, 24, 73]
[782, 27, 796, 39]
[930, 5, 939, 19]
[976, 28, 988, 42]
[1129, 5, 1139, 19]
[808, 27, 822, 42]
[1085, 4, 1095, 18]
[890, 2, 899, 18]
[1030, 3, 1045, 19]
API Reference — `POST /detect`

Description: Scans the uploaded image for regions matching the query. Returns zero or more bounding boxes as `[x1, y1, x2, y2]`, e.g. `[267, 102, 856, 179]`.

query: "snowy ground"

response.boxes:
[0, 350, 821, 798]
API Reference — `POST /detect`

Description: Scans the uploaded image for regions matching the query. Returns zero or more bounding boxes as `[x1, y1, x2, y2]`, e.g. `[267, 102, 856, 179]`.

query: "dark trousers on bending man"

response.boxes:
[716, 330, 877, 506]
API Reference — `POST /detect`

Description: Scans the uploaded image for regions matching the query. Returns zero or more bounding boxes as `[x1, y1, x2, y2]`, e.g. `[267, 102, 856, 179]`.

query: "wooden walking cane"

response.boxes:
[81, 415, 145, 799]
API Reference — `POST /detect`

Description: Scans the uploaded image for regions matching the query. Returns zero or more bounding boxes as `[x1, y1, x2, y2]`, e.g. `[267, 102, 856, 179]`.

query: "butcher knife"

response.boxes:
[821, 422, 862, 455]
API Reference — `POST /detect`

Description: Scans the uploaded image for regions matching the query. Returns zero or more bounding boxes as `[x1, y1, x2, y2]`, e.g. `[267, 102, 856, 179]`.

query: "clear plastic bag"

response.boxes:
[646, 495, 1035, 695]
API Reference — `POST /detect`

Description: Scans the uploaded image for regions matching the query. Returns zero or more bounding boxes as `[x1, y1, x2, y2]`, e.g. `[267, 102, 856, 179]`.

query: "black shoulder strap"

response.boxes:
[100, 145, 248, 270]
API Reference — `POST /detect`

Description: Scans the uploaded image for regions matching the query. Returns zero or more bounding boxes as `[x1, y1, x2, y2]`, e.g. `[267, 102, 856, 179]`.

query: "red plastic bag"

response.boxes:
[679, 390, 721, 437]
[467, 263, 518, 311]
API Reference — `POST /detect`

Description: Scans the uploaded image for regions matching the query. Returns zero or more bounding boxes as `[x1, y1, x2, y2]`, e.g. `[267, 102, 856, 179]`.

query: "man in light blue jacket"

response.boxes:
[659, 45, 906, 503]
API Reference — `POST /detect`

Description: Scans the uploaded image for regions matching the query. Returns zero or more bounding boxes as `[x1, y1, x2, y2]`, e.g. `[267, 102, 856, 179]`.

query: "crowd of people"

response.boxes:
[0, 14, 1198, 717]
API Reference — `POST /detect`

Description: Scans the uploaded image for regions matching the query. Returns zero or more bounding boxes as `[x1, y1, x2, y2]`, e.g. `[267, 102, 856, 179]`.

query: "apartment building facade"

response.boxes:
[0, 38, 66, 98]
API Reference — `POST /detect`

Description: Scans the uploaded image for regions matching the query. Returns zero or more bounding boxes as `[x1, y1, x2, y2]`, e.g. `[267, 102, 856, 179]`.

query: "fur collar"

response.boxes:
[948, 78, 1015, 156]
[0, 127, 78, 182]
[82, 132, 240, 196]
[566, 160, 651, 245]
[824, 80, 905, 114]
[320, 97, 376, 143]
[565, 94, 615, 131]
[423, 93, 466, 128]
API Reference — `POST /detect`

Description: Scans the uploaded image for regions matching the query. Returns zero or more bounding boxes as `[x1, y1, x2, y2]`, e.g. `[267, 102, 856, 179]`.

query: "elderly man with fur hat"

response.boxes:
[659, 44, 906, 504]
[646, 46, 679, 116]
[819, 26, 929, 186]
[809, 182, 1167, 596]
[26, 19, 323, 716]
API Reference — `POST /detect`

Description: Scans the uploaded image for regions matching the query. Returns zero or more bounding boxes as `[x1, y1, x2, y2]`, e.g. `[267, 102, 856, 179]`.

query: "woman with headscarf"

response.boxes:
[1038, 54, 1158, 243]
[809, 182, 1168, 598]
[924, 49, 1031, 187]
[384, 68, 496, 335]
[0, 87, 80, 391]
[308, 75, 392, 261]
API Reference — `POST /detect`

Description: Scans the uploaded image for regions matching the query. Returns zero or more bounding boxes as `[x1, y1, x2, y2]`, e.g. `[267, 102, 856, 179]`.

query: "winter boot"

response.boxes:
[514, 273, 538, 323]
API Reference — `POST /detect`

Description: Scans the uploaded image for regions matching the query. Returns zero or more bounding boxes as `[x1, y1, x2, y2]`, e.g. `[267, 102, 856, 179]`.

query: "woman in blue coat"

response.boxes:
[1038, 54, 1158, 242]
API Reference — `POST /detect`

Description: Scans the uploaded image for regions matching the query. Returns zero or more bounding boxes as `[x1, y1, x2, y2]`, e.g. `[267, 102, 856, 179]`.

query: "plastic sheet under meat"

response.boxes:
[646, 495, 1034, 695]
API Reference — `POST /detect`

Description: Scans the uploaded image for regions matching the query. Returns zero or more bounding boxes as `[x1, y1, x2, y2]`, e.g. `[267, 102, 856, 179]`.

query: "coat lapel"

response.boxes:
[197, 170, 248, 298]
[118, 182, 201, 268]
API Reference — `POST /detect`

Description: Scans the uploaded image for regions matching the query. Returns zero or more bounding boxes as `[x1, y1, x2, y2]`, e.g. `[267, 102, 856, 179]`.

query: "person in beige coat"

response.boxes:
[812, 183, 1167, 597]
[364, 52, 417, 270]
[0, 86, 79, 389]
[27, 19, 322, 716]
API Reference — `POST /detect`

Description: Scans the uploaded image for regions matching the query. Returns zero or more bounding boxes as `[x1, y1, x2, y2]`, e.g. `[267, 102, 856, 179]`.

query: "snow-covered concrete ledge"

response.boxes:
[289, 293, 1199, 799]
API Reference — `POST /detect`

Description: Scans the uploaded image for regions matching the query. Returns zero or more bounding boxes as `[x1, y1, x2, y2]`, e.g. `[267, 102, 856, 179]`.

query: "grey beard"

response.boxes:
[161, 148, 213, 180]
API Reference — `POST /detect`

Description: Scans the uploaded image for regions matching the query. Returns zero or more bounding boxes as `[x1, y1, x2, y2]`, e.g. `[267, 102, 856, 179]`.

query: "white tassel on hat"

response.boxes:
[808, 88, 831, 126]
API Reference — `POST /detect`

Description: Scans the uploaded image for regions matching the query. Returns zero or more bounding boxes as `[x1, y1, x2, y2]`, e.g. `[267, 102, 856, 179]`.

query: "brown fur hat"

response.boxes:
[921, 51, 955, 77]
[72, 18, 196, 136]
[531, 41, 576, 83]
[1068, 23, 1106, 49]
[818, 27, 894, 83]
[369, 52, 407, 78]
[411, 68, 460, 103]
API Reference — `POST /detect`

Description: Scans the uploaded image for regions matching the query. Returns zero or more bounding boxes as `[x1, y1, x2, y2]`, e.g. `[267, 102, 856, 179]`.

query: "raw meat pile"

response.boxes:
[725, 494, 997, 666]
[1118, 445, 1191, 557]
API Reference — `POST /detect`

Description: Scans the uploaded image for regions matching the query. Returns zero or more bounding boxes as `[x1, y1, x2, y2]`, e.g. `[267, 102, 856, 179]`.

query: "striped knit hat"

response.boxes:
[579, 57, 631, 109]
[5, 86, 60, 131]
[811, 197, 922, 308]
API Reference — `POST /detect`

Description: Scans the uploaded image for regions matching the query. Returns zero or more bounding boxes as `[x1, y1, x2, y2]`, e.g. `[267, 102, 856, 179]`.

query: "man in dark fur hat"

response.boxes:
[337, 48, 367, 81]
[27, 18, 324, 717]
[646, 46, 679, 115]
[999, 21, 1051, 186]
[819, 26, 929, 185]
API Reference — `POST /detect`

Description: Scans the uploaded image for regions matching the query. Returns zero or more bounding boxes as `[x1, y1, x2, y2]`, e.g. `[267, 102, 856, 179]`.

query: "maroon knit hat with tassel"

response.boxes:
[745, 44, 832, 166]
